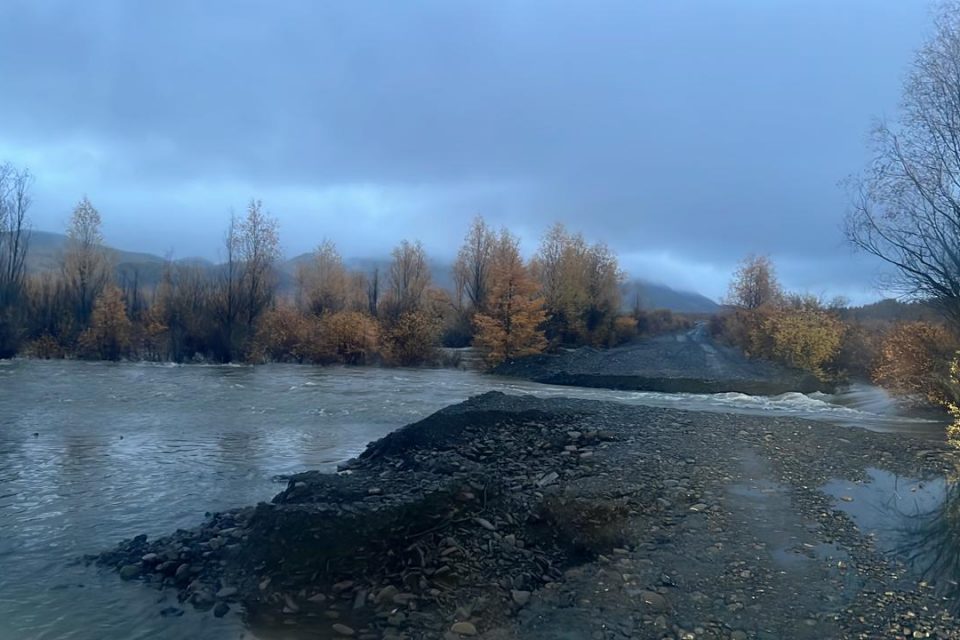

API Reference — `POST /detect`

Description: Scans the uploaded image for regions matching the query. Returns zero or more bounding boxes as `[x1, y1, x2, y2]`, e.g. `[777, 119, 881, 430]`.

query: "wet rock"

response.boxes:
[213, 602, 230, 618]
[332, 623, 356, 636]
[511, 589, 531, 607]
[119, 564, 140, 580]
[159, 606, 184, 618]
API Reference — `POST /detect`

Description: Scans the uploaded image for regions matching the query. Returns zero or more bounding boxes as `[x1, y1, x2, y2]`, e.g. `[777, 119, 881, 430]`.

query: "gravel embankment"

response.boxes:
[494, 325, 831, 395]
[96, 392, 959, 639]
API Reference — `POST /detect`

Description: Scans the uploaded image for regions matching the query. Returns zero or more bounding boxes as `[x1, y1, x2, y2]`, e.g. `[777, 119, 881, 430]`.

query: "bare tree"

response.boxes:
[452, 215, 495, 312]
[387, 240, 430, 316]
[847, 4, 960, 328]
[297, 238, 347, 315]
[725, 254, 783, 310]
[0, 162, 32, 355]
[237, 199, 280, 330]
[62, 196, 111, 327]
[367, 266, 380, 317]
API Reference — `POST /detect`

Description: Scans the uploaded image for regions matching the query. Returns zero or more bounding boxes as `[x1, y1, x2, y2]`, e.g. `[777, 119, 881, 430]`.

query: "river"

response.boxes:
[0, 360, 946, 639]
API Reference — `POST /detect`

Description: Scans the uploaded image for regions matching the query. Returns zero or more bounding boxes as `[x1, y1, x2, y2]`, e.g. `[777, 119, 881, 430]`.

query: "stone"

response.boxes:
[213, 602, 230, 618]
[332, 623, 356, 636]
[308, 592, 328, 603]
[119, 564, 140, 580]
[536, 471, 559, 487]
[474, 517, 496, 531]
[159, 607, 184, 618]
[141, 553, 159, 564]
[174, 563, 191, 582]
[511, 590, 531, 606]
[689, 503, 708, 513]
[451, 621, 478, 636]
[376, 585, 400, 604]
[638, 590, 668, 611]
[216, 586, 238, 599]
[283, 594, 300, 613]
[731, 632, 748, 640]
[333, 580, 354, 592]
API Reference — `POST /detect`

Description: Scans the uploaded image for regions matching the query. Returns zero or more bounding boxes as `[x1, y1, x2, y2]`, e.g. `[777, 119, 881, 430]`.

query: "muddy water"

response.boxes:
[0, 360, 948, 639]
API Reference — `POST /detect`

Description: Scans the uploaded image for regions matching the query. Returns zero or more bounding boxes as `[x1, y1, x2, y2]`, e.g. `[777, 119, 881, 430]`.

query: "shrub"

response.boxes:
[317, 311, 380, 365]
[381, 310, 439, 366]
[715, 298, 845, 379]
[873, 321, 960, 405]
[249, 305, 316, 363]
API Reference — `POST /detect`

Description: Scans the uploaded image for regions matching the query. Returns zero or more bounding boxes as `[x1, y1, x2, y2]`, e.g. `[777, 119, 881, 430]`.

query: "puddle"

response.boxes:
[823, 468, 960, 607]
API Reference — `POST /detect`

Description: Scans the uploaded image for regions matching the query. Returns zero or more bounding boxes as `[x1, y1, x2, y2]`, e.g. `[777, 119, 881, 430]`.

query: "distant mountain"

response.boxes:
[622, 279, 720, 314]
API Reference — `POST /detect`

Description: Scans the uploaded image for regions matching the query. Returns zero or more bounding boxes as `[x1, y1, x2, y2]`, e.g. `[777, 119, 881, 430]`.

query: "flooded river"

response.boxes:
[0, 360, 948, 639]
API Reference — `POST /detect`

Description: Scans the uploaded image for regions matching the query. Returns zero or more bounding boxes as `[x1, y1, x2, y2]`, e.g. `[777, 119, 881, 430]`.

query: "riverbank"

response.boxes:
[95, 391, 960, 639]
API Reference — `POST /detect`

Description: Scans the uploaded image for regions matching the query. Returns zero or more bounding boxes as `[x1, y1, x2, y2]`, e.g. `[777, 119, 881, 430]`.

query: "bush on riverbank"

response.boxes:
[872, 321, 960, 406]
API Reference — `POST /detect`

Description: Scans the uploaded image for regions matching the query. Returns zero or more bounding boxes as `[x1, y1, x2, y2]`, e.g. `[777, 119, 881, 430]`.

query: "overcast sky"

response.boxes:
[0, 1, 937, 302]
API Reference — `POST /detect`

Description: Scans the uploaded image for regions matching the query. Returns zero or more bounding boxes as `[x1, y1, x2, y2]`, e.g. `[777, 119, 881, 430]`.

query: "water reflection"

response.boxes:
[824, 468, 960, 609]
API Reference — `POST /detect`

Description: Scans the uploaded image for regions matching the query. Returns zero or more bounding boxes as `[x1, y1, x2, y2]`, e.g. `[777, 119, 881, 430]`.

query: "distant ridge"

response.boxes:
[18, 230, 720, 313]
[622, 279, 720, 314]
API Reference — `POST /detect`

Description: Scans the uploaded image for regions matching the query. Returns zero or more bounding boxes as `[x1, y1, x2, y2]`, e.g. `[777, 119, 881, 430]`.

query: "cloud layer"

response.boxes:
[0, 0, 932, 301]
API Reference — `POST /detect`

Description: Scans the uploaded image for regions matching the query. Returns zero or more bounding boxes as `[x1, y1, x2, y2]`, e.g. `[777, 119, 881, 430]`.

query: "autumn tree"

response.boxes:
[297, 239, 349, 315]
[473, 230, 546, 366]
[378, 240, 438, 364]
[78, 285, 132, 360]
[726, 254, 783, 310]
[532, 223, 623, 345]
[62, 197, 111, 331]
[873, 321, 960, 405]
[0, 162, 32, 356]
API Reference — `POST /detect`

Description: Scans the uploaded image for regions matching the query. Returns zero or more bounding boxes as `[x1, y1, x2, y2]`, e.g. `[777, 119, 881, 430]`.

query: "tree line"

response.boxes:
[0, 172, 654, 367]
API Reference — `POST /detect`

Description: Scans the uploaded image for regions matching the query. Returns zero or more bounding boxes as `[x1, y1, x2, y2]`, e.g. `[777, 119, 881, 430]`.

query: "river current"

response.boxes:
[0, 360, 945, 639]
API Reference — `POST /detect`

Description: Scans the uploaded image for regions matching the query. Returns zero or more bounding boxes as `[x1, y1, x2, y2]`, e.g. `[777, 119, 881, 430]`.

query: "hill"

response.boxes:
[622, 279, 720, 314]
[18, 230, 721, 313]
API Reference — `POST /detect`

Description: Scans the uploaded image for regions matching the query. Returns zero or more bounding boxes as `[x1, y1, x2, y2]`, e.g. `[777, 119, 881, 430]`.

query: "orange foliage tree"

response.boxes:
[78, 285, 132, 360]
[473, 230, 547, 367]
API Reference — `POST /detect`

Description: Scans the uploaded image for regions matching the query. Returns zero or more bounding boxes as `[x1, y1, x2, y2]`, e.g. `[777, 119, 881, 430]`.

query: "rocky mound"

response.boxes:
[93, 392, 650, 639]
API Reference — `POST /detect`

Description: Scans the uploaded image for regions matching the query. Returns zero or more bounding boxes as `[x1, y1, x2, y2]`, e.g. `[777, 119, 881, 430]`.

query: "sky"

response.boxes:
[0, 0, 938, 303]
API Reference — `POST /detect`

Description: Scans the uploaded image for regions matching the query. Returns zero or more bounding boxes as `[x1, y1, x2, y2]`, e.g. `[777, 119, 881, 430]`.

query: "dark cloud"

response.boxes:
[0, 0, 933, 300]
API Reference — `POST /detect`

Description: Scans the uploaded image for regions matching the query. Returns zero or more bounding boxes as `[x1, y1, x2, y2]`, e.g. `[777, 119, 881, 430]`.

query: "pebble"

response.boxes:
[213, 602, 230, 618]
[332, 623, 356, 636]
[216, 586, 238, 599]
[474, 517, 496, 531]
[511, 590, 531, 606]
[450, 621, 478, 636]
[638, 590, 668, 611]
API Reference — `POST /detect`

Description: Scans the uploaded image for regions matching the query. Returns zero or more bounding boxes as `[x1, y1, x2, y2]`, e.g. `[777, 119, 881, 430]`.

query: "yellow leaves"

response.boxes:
[721, 302, 844, 379]
[473, 231, 547, 367]
[380, 310, 438, 366]
[78, 285, 132, 360]
[873, 321, 959, 404]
